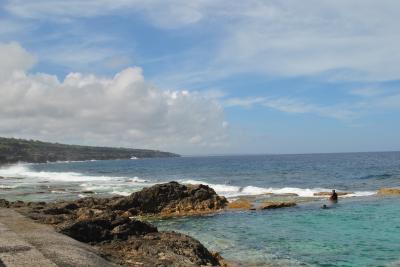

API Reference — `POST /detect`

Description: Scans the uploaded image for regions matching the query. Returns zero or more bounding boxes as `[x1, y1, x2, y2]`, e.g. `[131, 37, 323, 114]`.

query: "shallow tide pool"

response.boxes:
[155, 197, 400, 267]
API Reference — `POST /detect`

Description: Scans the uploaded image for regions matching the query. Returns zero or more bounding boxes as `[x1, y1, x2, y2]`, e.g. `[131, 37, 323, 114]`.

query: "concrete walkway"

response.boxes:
[0, 208, 118, 267]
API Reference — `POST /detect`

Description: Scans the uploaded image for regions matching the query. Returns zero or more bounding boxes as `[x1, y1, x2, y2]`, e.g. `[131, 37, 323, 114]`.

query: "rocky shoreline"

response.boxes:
[1, 182, 229, 266]
[2, 180, 397, 266]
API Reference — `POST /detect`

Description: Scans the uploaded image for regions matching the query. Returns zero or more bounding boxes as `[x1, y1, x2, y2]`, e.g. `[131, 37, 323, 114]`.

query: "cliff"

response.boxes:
[0, 137, 179, 164]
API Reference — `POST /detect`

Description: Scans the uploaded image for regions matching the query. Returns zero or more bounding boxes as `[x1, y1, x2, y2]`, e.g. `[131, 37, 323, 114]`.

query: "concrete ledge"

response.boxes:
[0, 208, 118, 267]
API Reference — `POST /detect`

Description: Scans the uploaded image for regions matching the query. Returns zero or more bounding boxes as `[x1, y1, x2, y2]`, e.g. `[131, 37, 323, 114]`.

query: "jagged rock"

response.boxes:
[100, 232, 221, 267]
[76, 208, 106, 221]
[258, 201, 296, 210]
[227, 199, 253, 210]
[313, 191, 353, 196]
[0, 199, 9, 208]
[42, 202, 79, 215]
[377, 188, 400, 196]
[109, 181, 228, 216]
[8, 182, 227, 266]
[9, 200, 25, 208]
[81, 190, 95, 194]
[58, 217, 157, 243]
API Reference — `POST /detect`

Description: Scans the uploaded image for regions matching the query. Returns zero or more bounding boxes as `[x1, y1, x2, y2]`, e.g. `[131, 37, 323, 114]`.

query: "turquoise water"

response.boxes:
[156, 197, 400, 266]
[0, 152, 400, 265]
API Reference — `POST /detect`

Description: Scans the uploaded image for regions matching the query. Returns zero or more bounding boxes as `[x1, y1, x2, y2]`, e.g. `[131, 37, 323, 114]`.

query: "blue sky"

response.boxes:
[0, 1, 400, 154]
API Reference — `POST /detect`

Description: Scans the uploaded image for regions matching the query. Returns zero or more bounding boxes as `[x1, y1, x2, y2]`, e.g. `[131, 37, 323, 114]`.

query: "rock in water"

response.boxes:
[258, 201, 296, 210]
[227, 199, 253, 210]
[377, 188, 400, 196]
[109, 181, 228, 216]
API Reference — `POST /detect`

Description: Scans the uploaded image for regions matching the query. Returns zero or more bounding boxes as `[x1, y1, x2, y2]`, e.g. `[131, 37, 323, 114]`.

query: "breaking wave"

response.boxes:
[0, 164, 147, 183]
[0, 164, 376, 198]
[180, 179, 376, 198]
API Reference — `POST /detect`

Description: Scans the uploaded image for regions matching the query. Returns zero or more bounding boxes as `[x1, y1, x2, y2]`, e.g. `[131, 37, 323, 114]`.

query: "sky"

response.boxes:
[0, 0, 400, 155]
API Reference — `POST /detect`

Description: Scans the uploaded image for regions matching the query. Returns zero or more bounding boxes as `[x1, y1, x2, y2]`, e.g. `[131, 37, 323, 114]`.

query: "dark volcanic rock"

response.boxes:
[258, 201, 296, 210]
[82, 190, 95, 194]
[59, 217, 157, 243]
[100, 232, 221, 267]
[42, 202, 79, 215]
[8, 182, 227, 266]
[0, 199, 9, 208]
[109, 181, 228, 216]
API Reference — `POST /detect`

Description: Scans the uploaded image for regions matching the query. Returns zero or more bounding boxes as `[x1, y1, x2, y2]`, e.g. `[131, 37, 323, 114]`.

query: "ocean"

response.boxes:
[1, 152, 399, 266]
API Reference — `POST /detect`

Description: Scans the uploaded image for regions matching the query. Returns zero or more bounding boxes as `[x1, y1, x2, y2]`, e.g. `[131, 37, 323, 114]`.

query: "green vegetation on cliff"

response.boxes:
[0, 137, 179, 164]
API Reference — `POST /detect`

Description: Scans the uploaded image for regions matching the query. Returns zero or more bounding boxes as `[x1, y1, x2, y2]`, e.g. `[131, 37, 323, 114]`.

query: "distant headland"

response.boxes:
[0, 137, 179, 164]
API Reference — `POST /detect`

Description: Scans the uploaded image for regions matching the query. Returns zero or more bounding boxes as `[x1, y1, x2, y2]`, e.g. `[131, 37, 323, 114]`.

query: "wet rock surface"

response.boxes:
[377, 188, 400, 196]
[227, 199, 253, 210]
[1, 182, 228, 266]
[258, 201, 297, 210]
[99, 232, 223, 267]
[109, 181, 228, 216]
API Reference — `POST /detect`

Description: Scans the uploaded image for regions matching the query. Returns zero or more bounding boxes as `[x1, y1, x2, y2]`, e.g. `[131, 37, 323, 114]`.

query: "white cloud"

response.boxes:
[225, 96, 358, 121]
[0, 42, 36, 78]
[262, 98, 358, 120]
[0, 42, 227, 153]
[4, 0, 217, 28]
[6, 0, 400, 81]
[215, 1, 400, 81]
[224, 97, 266, 108]
[350, 88, 383, 97]
[361, 93, 400, 110]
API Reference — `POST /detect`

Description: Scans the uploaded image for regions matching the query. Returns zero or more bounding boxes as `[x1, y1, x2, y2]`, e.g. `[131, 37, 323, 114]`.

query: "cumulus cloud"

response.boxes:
[0, 42, 36, 78]
[0, 42, 227, 153]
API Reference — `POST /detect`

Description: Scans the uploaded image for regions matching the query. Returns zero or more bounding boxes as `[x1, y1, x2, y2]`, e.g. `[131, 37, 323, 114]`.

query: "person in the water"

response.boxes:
[329, 189, 338, 203]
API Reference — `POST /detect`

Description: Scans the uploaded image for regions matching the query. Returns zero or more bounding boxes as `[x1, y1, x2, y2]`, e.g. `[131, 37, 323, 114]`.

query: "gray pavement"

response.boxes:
[0, 208, 118, 267]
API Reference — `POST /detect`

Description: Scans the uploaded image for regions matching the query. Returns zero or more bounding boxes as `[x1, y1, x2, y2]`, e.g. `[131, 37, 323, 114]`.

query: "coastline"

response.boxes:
[0, 137, 179, 165]
[1, 180, 399, 266]
[0, 182, 231, 267]
[1, 153, 400, 266]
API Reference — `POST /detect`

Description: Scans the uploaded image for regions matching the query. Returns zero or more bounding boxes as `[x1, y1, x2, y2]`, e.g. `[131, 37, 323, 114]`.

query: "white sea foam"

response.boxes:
[0, 185, 18, 189]
[0, 164, 377, 198]
[111, 190, 132, 196]
[50, 190, 68, 194]
[180, 179, 376, 198]
[46, 160, 96, 164]
[346, 191, 376, 197]
[0, 164, 147, 183]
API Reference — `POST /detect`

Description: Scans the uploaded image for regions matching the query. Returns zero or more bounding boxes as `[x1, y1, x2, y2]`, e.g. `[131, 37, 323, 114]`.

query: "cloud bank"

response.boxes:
[0, 42, 227, 153]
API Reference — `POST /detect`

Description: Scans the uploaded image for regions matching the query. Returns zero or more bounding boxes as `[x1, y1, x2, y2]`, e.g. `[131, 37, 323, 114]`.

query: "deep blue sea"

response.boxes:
[1, 152, 400, 266]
